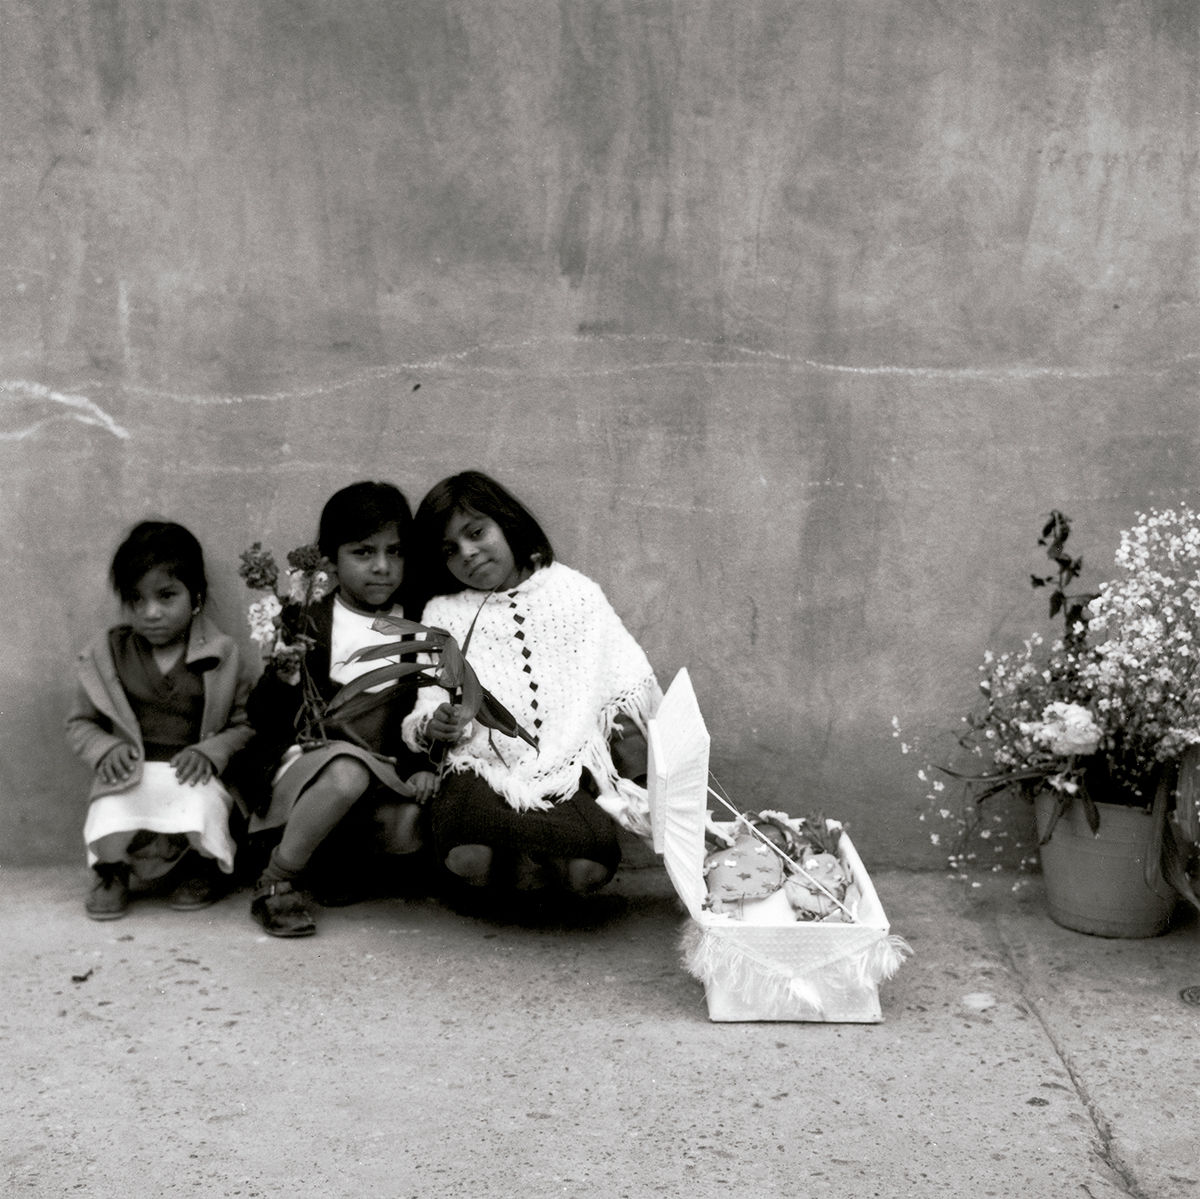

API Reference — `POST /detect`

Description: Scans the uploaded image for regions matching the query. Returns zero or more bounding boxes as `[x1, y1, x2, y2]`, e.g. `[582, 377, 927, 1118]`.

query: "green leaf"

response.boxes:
[326, 661, 436, 711]
[1080, 790, 1100, 835]
[457, 660, 483, 722]
[323, 688, 397, 726]
[369, 619, 436, 638]
[438, 636, 464, 690]
[1037, 791, 1070, 846]
[342, 636, 444, 664]
[460, 592, 494, 658]
[1161, 821, 1200, 913]
[475, 690, 539, 749]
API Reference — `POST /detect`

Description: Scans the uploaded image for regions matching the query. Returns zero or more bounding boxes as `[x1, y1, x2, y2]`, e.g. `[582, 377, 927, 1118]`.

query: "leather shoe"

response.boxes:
[85, 865, 130, 921]
[251, 880, 316, 937]
[169, 861, 222, 910]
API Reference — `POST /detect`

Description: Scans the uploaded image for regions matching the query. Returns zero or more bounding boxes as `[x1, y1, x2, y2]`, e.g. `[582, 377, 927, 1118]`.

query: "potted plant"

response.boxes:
[912, 509, 1200, 937]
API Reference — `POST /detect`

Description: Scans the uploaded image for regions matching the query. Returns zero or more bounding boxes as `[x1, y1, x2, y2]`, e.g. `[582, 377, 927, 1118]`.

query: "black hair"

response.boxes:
[410, 471, 554, 607]
[317, 481, 413, 560]
[110, 521, 208, 607]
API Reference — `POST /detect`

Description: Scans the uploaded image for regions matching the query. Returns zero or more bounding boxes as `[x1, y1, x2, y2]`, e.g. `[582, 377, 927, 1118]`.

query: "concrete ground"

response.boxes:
[2, 862, 1197, 1199]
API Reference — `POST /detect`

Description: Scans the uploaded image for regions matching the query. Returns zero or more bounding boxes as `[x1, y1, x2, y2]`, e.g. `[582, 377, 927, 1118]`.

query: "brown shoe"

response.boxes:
[250, 880, 316, 937]
[85, 865, 130, 921]
[169, 860, 221, 911]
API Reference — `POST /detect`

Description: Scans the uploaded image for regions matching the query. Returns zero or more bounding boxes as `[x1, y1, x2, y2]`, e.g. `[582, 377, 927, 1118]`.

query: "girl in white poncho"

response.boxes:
[402, 472, 660, 895]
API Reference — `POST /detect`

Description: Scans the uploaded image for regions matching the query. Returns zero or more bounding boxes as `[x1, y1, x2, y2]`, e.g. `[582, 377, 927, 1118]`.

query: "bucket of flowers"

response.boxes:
[910, 509, 1200, 937]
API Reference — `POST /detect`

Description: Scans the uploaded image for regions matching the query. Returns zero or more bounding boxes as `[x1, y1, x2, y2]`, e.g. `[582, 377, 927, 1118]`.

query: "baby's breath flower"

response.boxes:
[904, 505, 1200, 884]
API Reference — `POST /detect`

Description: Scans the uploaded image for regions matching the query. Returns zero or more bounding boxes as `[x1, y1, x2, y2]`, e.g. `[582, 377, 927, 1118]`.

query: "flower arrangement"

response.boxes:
[904, 508, 1200, 907]
[239, 542, 334, 741]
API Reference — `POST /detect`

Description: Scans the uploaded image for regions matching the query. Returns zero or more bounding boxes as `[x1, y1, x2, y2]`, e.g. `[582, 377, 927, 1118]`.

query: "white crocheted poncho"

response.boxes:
[402, 562, 661, 836]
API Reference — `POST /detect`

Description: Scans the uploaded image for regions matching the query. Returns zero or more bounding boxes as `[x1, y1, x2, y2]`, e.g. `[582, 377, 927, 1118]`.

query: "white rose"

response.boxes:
[1032, 701, 1101, 756]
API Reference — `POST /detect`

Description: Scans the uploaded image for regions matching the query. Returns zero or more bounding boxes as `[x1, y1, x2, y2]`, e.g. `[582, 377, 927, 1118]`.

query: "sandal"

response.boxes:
[250, 880, 316, 938]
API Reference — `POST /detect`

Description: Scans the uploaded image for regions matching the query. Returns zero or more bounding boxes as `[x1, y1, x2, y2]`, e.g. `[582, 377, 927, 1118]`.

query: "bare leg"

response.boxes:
[445, 843, 493, 886]
[273, 757, 373, 874]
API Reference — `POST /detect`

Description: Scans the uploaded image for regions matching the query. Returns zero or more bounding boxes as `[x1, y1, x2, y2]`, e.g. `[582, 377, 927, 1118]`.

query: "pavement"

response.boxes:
[2, 861, 1198, 1199]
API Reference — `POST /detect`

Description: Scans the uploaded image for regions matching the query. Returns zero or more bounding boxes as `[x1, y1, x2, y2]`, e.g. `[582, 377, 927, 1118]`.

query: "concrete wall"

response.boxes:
[4, 0, 1200, 866]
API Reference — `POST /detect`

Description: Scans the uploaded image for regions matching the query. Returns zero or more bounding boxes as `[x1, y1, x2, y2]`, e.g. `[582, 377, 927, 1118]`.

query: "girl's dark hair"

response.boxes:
[410, 471, 554, 607]
[317, 481, 413, 560]
[110, 521, 208, 607]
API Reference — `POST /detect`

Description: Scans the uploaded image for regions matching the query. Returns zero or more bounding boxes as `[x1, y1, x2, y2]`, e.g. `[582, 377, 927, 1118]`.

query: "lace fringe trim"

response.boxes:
[680, 921, 913, 1019]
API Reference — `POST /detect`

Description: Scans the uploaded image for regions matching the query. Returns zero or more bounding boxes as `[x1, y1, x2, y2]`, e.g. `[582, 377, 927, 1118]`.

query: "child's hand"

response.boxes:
[97, 744, 140, 785]
[407, 771, 438, 804]
[171, 747, 215, 786]
[427, 702, 471, 743]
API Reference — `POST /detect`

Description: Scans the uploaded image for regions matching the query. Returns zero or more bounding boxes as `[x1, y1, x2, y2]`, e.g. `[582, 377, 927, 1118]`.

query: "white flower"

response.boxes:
[1025, 701, 1102, 756]
[1047, 772, 1079, 794]
[283, 569, 309, 605]
[284, 567, 334, 604]
[311, 570, 333, 602]
[247, 595, 282, 650]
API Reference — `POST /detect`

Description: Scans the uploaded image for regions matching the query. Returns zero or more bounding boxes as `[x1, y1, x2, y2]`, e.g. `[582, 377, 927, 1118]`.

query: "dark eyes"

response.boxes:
[131, 587, 182, 605]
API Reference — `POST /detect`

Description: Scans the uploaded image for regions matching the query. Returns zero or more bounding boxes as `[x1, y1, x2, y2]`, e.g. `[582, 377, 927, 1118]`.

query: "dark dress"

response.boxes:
[229, 593, 430, 869]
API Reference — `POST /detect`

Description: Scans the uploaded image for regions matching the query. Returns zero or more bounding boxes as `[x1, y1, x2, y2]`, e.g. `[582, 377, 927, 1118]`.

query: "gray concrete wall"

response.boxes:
[4, 0, 1200, 866]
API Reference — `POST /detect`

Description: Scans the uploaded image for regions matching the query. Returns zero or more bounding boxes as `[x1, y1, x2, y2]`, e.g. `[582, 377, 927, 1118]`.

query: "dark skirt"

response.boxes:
[248, 740, 414, 834]
[430, 770, 621, 875]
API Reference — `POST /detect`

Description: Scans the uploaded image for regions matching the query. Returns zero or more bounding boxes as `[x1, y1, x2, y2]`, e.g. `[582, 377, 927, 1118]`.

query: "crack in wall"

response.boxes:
[0, 380, 129, 441]
[39, 333, 1200, 411]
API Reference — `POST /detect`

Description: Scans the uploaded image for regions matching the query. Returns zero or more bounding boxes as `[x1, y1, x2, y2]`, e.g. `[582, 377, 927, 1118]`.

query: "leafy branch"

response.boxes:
[323, 611, 537, 753]
[1030, 510, 1097, 649]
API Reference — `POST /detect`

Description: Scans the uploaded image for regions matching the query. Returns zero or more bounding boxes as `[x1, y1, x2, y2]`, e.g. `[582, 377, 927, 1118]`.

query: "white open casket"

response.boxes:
[646, 669, 909, 1022]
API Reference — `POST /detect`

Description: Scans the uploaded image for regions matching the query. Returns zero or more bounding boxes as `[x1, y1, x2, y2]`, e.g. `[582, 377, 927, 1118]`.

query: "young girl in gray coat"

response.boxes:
[66, 521, 254, 920]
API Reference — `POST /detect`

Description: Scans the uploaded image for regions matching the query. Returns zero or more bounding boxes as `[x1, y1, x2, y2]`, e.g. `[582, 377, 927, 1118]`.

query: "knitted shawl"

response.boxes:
[402, 562, 660, 832]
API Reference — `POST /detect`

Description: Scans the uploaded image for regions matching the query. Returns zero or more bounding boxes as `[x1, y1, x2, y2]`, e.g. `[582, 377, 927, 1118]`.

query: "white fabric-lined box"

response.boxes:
[647, 669, 908, 1023]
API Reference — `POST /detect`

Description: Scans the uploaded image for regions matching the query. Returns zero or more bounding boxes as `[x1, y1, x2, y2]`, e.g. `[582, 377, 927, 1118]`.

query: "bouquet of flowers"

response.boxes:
[239, 542, 335, 741]
[906, 508, 1200, 904]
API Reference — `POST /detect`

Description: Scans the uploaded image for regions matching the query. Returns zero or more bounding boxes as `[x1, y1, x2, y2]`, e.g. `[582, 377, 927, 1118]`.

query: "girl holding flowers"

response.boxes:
[240, 481, 436, 937]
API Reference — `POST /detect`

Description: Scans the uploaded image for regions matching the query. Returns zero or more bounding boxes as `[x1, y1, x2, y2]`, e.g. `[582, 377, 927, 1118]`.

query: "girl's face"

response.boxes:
[336, 522, 405, 613]
[125, 566, 195, 648]
[442, 508, 525, 592]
